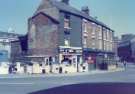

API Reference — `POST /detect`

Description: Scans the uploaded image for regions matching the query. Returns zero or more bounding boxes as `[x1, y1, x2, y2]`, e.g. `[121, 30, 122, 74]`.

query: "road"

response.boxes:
[0, 63, 135, 94]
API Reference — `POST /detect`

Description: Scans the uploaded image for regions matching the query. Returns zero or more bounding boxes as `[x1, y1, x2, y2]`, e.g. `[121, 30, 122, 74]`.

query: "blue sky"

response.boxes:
[0, 0, 134, 37]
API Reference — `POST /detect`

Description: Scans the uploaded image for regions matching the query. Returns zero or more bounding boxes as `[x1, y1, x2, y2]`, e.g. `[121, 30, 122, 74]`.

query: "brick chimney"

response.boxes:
[81, 6, 90, 15]
[61, 0, 70, 5]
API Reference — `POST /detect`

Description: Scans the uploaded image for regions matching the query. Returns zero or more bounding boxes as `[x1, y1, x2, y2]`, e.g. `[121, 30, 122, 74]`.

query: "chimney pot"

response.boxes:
[61, 0, 70, 5]
[81, 6, 90, 15]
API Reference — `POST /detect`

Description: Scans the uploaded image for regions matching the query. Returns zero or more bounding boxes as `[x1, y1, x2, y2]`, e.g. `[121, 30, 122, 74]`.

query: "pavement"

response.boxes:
[0, 63, 134, 94]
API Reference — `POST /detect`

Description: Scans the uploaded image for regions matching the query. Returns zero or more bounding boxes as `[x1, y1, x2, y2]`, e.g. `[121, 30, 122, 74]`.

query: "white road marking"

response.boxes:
[0, 82, 34, 85]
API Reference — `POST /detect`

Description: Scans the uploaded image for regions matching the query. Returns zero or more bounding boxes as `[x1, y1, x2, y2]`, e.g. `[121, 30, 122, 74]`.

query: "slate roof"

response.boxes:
[31, 12, 59, 24]
[119, 37, 135, 47]
[36, 0, 113, 31]
[0, 31, 22, 38]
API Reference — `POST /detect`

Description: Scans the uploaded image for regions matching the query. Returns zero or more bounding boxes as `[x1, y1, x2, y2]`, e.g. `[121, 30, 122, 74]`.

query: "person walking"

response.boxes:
[123, 61, 127, 70]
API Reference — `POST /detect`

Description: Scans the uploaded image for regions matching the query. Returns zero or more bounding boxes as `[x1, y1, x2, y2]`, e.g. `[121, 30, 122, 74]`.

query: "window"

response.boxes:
[91, 39, 96, 49]
[82, 20, 88, 37]
[64, 39, 70, 46]
[106, 29, 110, 41]
[104, 42, 106, 51]
[64, 30, 70, 35]
[83, 37, 87, 48]
[46, 59, 49, 65]
[103, 28, 107, 41]
[110, 31, 113, 42]
[82, 20, 87, 32]
[98, 25, 102, 39]
[64, 15, 70, 29]
[92, 23, 96, 35]
[92, 42, 95, 46]
[99, 40, 103, 50]
[92, 28, 95, 35]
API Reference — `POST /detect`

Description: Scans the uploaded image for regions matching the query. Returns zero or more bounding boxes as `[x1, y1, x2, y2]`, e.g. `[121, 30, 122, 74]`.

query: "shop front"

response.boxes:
[59, 46, 83, 73]
[84, 50, 115, 71]
[84, 53, 97, 70]
[83, 49, 110, 71]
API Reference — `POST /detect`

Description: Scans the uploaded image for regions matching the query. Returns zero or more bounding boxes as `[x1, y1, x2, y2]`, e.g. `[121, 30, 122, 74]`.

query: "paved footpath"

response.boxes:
[0, 64, 134, 94]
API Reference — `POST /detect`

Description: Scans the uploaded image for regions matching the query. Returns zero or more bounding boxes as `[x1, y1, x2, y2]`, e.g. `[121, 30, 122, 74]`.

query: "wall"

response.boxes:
[11, 40, 22, 62]
[28, 13, 59, 57]
[58, 12, 82, 47]
[0, 39, 10, 62]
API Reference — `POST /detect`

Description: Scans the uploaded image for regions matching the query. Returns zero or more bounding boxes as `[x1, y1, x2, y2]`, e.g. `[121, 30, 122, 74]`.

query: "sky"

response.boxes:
[0, 0, 134, 37]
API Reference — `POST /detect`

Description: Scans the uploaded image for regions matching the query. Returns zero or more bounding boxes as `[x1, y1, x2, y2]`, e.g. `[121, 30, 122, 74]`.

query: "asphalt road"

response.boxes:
[0, 63, 135, 94]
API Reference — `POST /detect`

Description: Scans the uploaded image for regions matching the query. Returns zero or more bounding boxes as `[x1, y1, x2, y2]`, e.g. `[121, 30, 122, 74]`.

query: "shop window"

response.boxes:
[46, 59, 49, 65]
[49, 57, 52, 62]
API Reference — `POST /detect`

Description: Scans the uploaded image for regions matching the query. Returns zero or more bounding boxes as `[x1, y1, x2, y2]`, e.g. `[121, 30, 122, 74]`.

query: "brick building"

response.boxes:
[118, 34, 135, 62]
[0, 31, 20, 63]
[14, 0, 115, 73]
[0, 31, 21, 74]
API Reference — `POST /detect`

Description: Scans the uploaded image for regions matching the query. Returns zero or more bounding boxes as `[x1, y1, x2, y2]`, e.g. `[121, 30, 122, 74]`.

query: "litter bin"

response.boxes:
[42, 69, 46, 74]
[59, 67, 62, 73]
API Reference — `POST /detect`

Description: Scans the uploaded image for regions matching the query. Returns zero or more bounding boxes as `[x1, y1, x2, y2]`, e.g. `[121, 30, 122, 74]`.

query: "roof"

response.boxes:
[36, 0, 113, 31]
[83, 48, 114, 54]
[31, 12, 59, 24]
[119, 37, 135, 47]
[0, 31, 23, 38]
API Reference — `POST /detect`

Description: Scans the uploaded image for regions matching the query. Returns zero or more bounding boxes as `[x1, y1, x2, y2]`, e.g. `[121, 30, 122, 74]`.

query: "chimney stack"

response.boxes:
[61, 0, 70, 5]
[81, 6, 90, 15]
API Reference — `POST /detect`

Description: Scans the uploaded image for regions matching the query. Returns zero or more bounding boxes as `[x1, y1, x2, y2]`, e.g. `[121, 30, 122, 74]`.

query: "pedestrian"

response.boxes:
[123, 61, 126, 70]
[116, 62, 118, 68]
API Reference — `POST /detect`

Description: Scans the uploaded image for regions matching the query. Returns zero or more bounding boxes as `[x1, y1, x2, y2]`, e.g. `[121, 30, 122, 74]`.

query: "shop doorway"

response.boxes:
[61, 55, 72, 65]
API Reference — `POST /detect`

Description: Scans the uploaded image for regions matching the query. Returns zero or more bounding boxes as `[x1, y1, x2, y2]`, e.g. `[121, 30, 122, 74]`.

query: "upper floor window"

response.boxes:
[98, 25, 102, 38]
[103, 28, 107, 40]
[91, 23, 96, 35]
[106, 29, 110, 41]
[83, 37, 87, 48]
[64, 30, 70, 35]
[82, 19, 89, 38]
[99, 40, 103, 50]
[82, 19, 87, 32]
[64, 15, 70, 29]
[110, 31, 113, 41]
[64, 38, 70, 47]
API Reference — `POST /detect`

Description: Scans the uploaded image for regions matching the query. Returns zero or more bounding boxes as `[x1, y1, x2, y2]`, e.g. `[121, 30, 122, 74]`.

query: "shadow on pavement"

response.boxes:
[29, 83, 135, 94]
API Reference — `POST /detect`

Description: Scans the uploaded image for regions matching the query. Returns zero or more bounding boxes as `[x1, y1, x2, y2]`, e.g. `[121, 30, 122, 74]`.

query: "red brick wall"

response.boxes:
[28, 13, 59, 56]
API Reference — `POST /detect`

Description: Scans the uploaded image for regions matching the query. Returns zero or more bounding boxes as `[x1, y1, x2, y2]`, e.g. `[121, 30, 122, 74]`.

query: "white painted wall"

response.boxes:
[78, 63, 88, 72]
[26, 66, 33, 74]
[51, 64, 59, 73]
[16, 62, 24, 74]
[0, 62, 9, 74]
